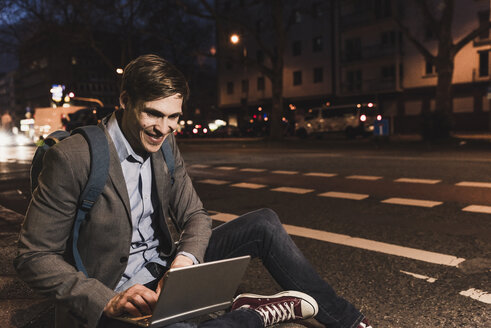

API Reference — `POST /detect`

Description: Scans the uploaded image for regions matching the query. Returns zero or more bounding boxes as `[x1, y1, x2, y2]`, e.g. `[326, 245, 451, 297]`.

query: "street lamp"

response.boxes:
[230, 34, 240, 44]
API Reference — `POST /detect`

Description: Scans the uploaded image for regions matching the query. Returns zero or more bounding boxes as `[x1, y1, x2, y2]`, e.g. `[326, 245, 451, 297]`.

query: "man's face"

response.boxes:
[121, 94, 183, 156]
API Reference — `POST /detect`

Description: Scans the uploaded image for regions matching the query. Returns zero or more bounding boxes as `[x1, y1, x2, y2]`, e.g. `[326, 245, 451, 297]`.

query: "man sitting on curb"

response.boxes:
[15, 54, 372, 328]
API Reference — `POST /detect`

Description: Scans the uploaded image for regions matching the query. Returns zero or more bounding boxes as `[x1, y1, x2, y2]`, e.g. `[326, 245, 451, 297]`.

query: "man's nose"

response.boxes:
[156, 117, 177, 134]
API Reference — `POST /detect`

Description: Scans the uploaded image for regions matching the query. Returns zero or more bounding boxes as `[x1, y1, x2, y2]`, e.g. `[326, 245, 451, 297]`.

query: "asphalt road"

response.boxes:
[0, 137, 490, 327]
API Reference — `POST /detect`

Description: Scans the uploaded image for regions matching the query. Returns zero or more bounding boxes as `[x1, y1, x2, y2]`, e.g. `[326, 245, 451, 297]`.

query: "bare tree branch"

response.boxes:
[453, 19, 491, 56]
[393, 16, 435, 62]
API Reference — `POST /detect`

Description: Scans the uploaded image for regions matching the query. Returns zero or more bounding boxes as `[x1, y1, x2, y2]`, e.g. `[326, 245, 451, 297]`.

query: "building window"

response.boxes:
[425, 61, 436, 75]
[256, 19, 263, 33]
[312, 2, 325, 17]
[241, 79, 249, 93]
[346, 70, 362, 91]
[257, 77, 265, 91]
[227, 82, 234, 94]
[293, 71, 302, 86]
[374, 0, 391, 18]
[381, 30, 396, 46]
[381, 65, 395, 79]
[294, 10, 302, 23]
[479, 51, 489, 77]
[292, 41, 302, 56]
[256, 50, 264, 64]
[478, 11, 490, 40]
[225, 59, 233, 70]
[345, 37, 361, 61]
[313, 67, 323, 83]
[313, 36, 323, 52]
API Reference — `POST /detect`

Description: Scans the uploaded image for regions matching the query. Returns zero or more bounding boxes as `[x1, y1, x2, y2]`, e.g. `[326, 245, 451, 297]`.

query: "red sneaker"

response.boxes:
[231, 290, 318, 327]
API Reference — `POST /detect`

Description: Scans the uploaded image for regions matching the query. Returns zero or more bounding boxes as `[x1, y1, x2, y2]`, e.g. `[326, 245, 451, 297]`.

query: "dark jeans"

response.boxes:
[102, 209, 364, 328]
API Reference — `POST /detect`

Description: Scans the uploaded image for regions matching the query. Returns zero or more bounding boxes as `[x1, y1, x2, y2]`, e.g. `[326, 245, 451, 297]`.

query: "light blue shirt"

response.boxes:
[107, 114, 168, 292]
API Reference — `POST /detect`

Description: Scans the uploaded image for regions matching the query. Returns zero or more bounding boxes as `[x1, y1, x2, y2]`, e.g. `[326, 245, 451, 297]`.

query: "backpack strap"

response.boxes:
[161, 136, 175, 186]
[71, 125, 109, 276]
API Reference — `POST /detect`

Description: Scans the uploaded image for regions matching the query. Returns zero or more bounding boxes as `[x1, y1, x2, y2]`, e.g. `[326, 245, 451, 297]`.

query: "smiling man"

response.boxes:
[15, 54, 371, 328]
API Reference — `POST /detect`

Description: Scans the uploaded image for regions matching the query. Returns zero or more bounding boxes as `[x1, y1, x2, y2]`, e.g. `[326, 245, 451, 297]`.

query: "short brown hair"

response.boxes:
[120, 54, 189, 108]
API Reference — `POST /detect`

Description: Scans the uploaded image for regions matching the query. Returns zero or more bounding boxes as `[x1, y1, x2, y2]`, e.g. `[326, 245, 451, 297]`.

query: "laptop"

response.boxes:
[116, 255, 251, 327]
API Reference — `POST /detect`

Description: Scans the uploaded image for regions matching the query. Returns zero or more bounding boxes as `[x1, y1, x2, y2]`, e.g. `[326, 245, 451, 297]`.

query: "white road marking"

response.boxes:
[210, 212, 466, 267]
[456, 181, 491, 188]
[271, 187, 314, 194]
[318, 191, 369, 200]
[400, 270, 437, 283]
[240, 168, 267, 172]
[395, 178, 441, 184]
[215, 166, 237, 170]
[197, 179, 229, 185]
[381, 197, 442, 208]
[230, 182, 267, 189]
[462, 205, 491, 214]
[272, 170, 299, 175]
[459, 288, 491, 304]
[346, 175, 382, 181]
[304, 172, 338, 178]
[189, 164, 210, 169]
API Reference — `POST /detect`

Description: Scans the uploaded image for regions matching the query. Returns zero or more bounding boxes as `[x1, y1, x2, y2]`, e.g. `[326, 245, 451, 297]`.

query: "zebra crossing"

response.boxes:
[190, 164, 491, 214]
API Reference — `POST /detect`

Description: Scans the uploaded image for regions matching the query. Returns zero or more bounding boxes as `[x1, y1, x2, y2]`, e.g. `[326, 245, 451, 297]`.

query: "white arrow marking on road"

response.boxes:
[271, 187, 314, 194]
[400, 270, 437, 283]
[319, 191, 369, 200]
[240, 168, 267, 172]
[304, 172, 338, 178]
[395, 178, 441, 184]
[346, 175, 382, 181]
[210, 212, 466, 267]
[456, 181, 491, 188]
[382, 197, 442, 208]
[459, 288, 491, 304]
[462, 205, 491, 214]
[197, 179, 229, 185]
[215, 166, 238, 170]
[231, 182, 267, 189]
[272, 170, 299, 175]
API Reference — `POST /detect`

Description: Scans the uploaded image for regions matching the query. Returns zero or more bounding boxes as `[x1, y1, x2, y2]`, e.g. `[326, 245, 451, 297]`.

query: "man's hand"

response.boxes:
[103, 284, 158, 318]
[156, 254, 193, 296]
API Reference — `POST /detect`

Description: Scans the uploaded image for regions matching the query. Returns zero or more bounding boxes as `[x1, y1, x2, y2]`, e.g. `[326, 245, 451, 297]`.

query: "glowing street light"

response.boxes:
[230, 34, 240, 44]
[116, 68, 124, 75]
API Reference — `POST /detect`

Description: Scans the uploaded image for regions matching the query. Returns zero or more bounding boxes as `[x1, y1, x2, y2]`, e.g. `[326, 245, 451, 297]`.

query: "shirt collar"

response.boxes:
[107, 112, 145, 164]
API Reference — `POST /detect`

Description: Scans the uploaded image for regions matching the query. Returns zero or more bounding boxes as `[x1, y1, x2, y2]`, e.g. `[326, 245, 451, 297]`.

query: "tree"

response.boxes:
[394, 0, 491, 139]
[187, 0, 305, 140]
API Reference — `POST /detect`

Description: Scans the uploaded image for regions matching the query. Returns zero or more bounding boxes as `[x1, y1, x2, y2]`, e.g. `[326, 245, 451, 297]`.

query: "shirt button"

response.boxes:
[119, 256, 128, 263]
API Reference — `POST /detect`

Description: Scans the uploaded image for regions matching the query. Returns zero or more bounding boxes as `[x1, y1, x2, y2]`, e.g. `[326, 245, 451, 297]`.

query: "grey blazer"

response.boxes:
[14, 122, 212, 328]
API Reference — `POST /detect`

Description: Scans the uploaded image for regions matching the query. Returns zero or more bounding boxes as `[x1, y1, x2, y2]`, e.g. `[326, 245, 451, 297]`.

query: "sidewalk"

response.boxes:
[0, 205, 321, 328]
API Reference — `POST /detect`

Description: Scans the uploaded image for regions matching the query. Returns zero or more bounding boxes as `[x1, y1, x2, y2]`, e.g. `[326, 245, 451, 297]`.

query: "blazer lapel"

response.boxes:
[101, 124, 131, 221]
[151, 150, 170, 211]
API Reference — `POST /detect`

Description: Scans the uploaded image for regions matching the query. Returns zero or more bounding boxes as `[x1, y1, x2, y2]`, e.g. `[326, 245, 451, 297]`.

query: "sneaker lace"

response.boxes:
[257, 301, 296, 326]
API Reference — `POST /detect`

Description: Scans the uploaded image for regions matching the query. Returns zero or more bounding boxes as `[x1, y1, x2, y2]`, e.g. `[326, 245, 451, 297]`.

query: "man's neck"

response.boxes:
[115, 110, 150, 160]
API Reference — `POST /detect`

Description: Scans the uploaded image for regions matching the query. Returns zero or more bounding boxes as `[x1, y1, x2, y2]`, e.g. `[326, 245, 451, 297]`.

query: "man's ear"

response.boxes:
[119, 91, 128, 110]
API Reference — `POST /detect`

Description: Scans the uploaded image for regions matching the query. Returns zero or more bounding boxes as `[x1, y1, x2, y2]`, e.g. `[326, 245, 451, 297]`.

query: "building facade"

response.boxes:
[216, 0, 491, 133]
[14, 27, 120, 118]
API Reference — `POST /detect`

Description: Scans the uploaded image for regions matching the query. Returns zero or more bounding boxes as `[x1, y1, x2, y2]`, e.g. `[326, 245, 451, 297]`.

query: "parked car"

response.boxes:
[210, 125, 241, 137]
[177, 123, 210, 138]
[295, 103, 381, 138]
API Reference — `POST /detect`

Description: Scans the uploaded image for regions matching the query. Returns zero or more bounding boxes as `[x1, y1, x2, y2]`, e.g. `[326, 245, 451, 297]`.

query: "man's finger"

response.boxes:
[123, 301, 143, 317]
[128, 294, 153, 315]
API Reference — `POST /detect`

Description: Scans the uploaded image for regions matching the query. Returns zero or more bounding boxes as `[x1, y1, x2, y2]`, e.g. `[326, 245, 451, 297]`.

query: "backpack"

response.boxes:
[30, 125, 175, 277]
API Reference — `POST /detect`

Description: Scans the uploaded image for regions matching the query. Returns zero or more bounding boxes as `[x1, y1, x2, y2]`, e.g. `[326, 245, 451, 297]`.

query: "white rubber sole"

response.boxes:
[233, 290, 319, 316]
